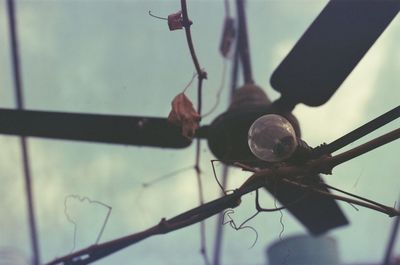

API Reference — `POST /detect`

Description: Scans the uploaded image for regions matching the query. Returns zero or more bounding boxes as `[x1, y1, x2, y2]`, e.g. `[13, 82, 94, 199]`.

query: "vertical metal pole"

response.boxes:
[6, 1, 40, 264]
[236, 0, 253, 84]
[382, 199, 400, 265]
[212, 165, 229, 265]
[212, 26, 241, 265]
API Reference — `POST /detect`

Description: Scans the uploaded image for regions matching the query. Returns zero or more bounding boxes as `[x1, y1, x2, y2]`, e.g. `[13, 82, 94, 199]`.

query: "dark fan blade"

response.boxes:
[0, 108, 192, 148]
[271, 0, 400, 107]
[265, 174, 348, 235]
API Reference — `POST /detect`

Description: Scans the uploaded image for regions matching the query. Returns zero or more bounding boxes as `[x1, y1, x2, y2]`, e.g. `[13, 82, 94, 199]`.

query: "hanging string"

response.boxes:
[182, 72, 198, 94]
[202, 60, 228, 118]
[142, 166, 195, 188]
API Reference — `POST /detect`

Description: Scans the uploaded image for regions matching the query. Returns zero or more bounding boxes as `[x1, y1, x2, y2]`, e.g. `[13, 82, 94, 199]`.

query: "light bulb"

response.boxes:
[248, 114, 298, 162]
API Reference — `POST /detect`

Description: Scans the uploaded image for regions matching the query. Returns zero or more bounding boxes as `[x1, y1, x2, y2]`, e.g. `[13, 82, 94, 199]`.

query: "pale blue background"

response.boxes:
[0, 0, 399, 264]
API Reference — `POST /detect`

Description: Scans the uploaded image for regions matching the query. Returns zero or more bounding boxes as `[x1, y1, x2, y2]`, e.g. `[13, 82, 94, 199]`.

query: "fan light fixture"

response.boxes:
[248, 114, 298, 162]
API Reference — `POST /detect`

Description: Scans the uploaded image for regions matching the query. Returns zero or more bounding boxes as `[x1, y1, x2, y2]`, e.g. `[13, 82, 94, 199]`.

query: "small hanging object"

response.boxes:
[168, 93, 200, 139]
[168, 11, 184, 31]
[219, 17, 236, 57]
[148, 10, 189, 31]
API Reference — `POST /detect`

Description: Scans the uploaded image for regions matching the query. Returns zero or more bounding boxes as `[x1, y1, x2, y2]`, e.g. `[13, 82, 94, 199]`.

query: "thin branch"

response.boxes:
[326, 128, 400, 170]
[180, 0, 207, 80]
[312, 105, 399, 158]
[46, 130, 400, 264]
[196, 72, 204, 116]
[241, 128, 400, 188]
[179, 2, 209, 263]
[195, 78, 209, 265]
[234, 162, 259, 172]
[47, 191, 243, 265]
[281, 179, 399, 217]
[194, 139, 210, 265]
[322, 183, 393, 212]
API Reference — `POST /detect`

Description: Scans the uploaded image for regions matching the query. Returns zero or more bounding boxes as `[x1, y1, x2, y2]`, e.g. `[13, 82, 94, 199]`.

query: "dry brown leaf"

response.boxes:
[167, 11, 183, 31]
[168, 93, 200, 139]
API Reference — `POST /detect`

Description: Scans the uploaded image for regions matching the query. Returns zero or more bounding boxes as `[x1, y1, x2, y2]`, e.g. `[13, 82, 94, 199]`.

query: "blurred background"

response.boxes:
[0, 0, 399, 264]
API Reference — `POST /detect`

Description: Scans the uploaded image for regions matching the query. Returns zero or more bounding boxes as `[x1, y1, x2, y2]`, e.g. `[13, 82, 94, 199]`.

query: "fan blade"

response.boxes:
[265, 174, 348, 235]
[271, 0, 400, 107]
[0, 108, 192, 148]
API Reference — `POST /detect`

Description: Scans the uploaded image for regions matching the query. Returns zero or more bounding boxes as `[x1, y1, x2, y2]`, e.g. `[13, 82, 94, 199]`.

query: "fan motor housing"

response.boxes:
[207, 84, 300, 165]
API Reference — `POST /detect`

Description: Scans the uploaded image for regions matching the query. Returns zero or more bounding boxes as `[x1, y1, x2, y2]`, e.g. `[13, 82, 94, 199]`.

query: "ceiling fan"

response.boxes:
[2, 0, 399, 238]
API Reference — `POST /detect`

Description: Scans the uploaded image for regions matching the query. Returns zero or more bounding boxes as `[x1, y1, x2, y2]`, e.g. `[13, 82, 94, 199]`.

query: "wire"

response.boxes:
[6, 1, 40, 264]
[142, 166, 194, 188]
[202, 59, 228, 118]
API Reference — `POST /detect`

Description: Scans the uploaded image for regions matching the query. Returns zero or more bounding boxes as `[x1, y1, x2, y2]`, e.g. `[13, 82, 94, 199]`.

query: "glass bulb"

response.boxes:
[248, 114, 298, 162]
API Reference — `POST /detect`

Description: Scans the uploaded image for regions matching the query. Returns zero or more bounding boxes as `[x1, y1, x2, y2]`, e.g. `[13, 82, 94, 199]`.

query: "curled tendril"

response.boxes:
[274, 197, 285, 241]
[148, 10, 168, 21]
[211, 160, 226, 193]
[210, 159, 255, 195]
[222, 209, 259, 249]
[64, 195, 112, 252]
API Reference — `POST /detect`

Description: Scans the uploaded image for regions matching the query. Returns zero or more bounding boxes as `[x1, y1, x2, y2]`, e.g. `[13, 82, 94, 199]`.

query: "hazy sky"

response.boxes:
[1, 1, 399, 264]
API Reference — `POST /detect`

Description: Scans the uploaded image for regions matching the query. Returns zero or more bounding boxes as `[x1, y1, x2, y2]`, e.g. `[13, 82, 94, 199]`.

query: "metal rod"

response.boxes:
[282, 179, 399, 217]
[382, 197, 400, 265]
[327, 128, 400, 169]
[236, 0, 254, 84]
[230, 39, 241, 100]
[312, 105, 400, 157]
[6, 1, 40, 264]
[212, 21, 241, 265]
[212, 165, 229, 265]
